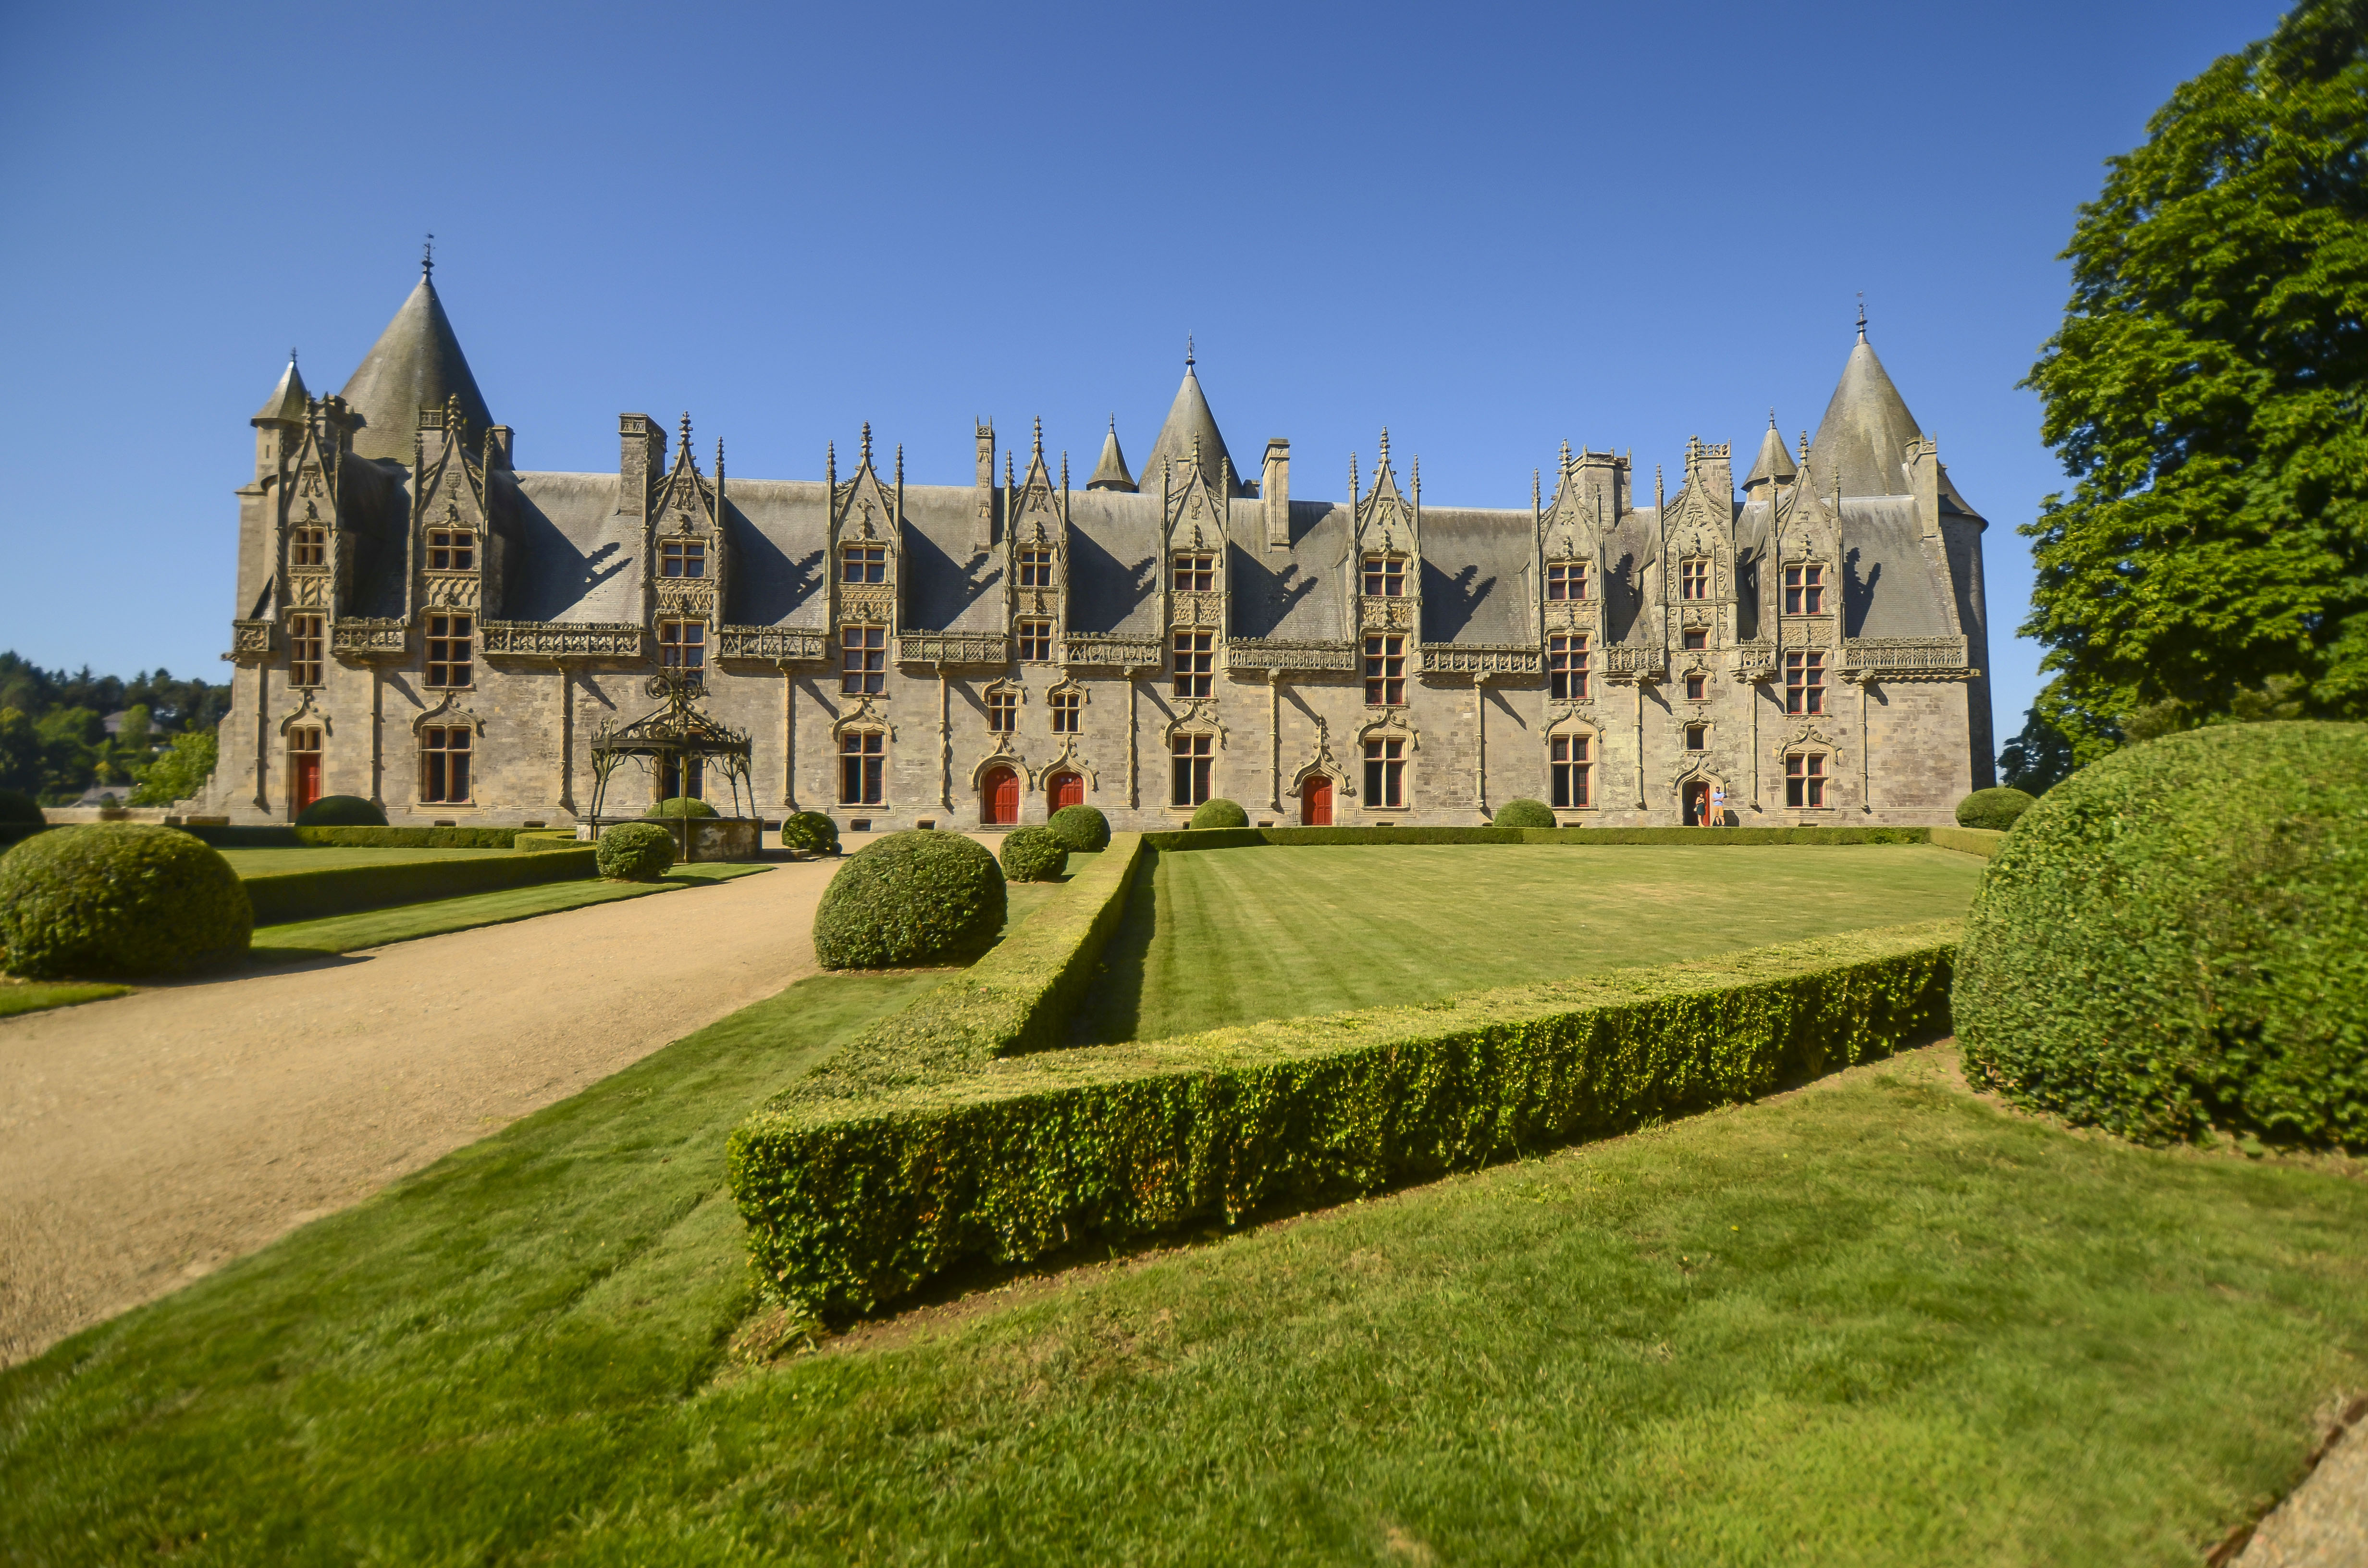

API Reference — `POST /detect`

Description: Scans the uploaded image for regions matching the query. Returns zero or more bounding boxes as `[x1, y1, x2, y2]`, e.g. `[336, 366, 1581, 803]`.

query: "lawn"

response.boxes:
[1080, 842, 1988, 1042]
[0, 979, 131, 1018]
[249, 861, 771, 956]
[217, 845, 528, 876]
[3, 961, 2361, 1566]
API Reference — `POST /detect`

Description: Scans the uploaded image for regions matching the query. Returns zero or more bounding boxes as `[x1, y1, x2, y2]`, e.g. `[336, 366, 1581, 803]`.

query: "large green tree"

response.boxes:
[2018, 0, 2368, 768]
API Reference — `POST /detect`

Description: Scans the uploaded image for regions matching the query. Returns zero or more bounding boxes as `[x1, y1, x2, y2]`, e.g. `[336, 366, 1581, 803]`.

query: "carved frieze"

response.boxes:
[332, 619, 407, 659]
[1169, 588, 1225, 628]
[1064, 634, 1165, 669]
[1420, 643, 1541, 676]
[1357, 597, 1417, 633]
[653, 584, 716, 622]
[898, 632, 1009, 665]
[480, 620, 647, 660]
[423, 574, 481, 610]
[1225, 638, 1357, 672]
[289, 570, 329, 608]
[1598, 644, 1668, 681]
[228, 619, 276, 663]
[1839, 636, 1976, 681]
[1542, 600, 1597, 633]
[838, 586, 895, 625]
[717, 626, 827, 662]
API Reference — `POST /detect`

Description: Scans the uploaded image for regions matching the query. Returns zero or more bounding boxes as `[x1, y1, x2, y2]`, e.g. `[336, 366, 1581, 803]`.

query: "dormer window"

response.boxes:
[661, 539, 707, 579]
[1679, 558, 1710, 601]
[1783, 563, 1825, 615]
[427, 529, 473, 572]
[1362, 555, 1406, 597]
[291, 527, 327, 568]
[1018, 546, 1054, 588]
[1546, 561, 1588, 600]
[1172, 552, 1215, 592]
[842, 545, 887, 584]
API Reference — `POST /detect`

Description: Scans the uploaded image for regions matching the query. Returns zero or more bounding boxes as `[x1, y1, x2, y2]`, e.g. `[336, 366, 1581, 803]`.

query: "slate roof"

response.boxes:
[1086, 417, 1136, 491]
[340, 272, 494, 462]
[253, 358, 309, 423]
[1138, 362, 1245, 497]
[1807, 333, 1922, 499]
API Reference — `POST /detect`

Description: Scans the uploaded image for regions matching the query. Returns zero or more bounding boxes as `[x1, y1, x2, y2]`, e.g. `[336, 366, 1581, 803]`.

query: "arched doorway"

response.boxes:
[982, 765, 1019, 826]
[1682, 779, 1710, 827]
[1046, 770, 1083, 812]
[1301, 775, 1332, 826]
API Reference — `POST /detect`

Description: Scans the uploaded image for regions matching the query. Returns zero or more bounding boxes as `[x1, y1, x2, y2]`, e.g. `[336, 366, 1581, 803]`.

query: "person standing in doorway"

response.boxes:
[1708, 782, 1727, 827]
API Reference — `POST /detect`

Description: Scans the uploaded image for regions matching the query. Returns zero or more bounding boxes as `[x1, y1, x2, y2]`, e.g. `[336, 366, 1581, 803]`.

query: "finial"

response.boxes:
[1378, 427, 1390, 464]
[678, 411, 692, 450]
[860, 421, 872, 464]
[1185, 332, 1195, 369]
[290, 347, 299, 368]
[1560, 439, 1571, 470]
[1532, 468, 1541, 509]
[1032, 415, 1043, 458]
[895, 443, 904, 484]
[1856, 293, 1867, 341]
[421, 233, 434, 277]
[1061, 450, 1069, 490]
[715, 438, 724, 480]
[1109, 412, 1118, 433]
[1799, 429, 1810, 464]
[1769, 407, 1778, 429]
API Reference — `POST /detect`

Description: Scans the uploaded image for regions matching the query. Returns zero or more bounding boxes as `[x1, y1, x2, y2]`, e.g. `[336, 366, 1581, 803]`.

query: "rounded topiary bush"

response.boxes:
[597, 821, 677, 881]
[295, 794, 387, 828]
[1956, 786, 2037, 832]
[1957, 722, 2368, 1148]
[645, 796, 720, 819]
[1000, 825, 1067, 882]
[1189, 797, 1249, 830]
[1494, 798, 1555, 828]
[0, 823, 251, 978]
[1048, 802, 1111, 854]
[781, 810, 841, 857]
[0, 789, 43, 826]
[813, 830, 1007, 969]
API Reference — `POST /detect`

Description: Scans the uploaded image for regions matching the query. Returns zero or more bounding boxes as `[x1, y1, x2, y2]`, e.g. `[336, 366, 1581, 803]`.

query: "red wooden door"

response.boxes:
[984, 766, 1019, 826]
[1048, 771, 1083, 811]
[289, 727, 322, 814]
[1301, 775, 1332, 826]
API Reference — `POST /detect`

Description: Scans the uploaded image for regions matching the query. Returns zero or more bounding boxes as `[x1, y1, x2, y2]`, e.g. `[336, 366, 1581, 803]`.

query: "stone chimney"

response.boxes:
[1261, 439, 1291, 549]
[618, 413, 665, 523]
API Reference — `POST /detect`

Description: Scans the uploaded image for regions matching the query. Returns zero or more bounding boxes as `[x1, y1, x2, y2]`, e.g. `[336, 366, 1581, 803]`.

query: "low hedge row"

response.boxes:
[1927, 826, 2006, 859]
[798, 835, 1148, 1095]
[242, 845, 599, 924]
[174, 824, 550, 850]
[729, 919, 1959, 1320]
[1142, 824, 1935, 851]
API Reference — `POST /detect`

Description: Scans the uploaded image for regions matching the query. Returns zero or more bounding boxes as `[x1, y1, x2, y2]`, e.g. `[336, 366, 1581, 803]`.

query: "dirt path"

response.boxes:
[0, 861, 839, 1367]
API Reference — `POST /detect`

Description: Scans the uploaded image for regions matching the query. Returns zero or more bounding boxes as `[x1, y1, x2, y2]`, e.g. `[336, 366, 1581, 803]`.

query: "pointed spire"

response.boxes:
[1742, 410, 1799, 491]
[253, 353, 310, 424]
[339, 266, 493, 461]
[1032, 416, 1043, 460]
[895, 443, 904, 485]
[1142, 352, 1242, 496]
[1808, 326, 1924, 497]
[1087, 414, 1136, 491]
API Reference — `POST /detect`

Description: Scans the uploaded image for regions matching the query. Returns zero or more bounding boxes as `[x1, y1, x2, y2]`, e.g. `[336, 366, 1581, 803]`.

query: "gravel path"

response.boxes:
[0, 861, 837, 1367]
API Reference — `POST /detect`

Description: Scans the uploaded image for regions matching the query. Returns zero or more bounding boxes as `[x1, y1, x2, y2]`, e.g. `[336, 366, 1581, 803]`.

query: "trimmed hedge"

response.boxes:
[796, 835, 1147, 1096]
[0, 823, 252, 979]
[297, 826, 538, 850]
[646, 797, 720, 819]
[1928, 826, 2005, 859]
[1493, 798, 1555, 828]
[1048, 803, 1111, 853]
[999, 825, 1067, 882]
[1144, 825, 1934, 851]
[812, 831, 1008, 970]
[1959, 722, 2368, 1148]
[782, 811, 841, 857]
[1189, 797, 1250, 830]
[294, 795, 389, 828]
[730, 919, 1959, 1320]
[597, 822, 677, 882]
[243, 846, 599, 925]
[1955, 787, 2037, 831]
[0, 789, 43, 825]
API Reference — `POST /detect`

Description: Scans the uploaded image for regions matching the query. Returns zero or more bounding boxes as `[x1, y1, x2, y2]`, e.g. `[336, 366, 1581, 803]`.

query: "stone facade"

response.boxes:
[200, 272, 1995, 830]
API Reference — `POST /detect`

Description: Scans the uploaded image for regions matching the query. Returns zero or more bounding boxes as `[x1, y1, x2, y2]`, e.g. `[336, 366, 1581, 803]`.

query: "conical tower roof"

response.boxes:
[1086, 416, 1136, 491]
[1806, 323, 1922, 498]
[1140, 349, 1242, 496]
[252, 355, 309, 424]
[339, 269, 493, 462]
[1741, 414, 1797, 490]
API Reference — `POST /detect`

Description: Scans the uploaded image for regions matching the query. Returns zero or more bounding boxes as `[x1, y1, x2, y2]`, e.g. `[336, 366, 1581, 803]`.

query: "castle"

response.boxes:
[200, 263, 1995, 832]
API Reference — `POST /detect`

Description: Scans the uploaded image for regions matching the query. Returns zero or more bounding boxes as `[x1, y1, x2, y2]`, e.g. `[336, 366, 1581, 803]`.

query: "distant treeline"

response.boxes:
[0, 651, 229, 807]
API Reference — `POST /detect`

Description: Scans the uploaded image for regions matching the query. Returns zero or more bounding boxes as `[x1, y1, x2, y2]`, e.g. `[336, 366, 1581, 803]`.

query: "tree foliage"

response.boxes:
[0, 652, 228, 803]
[2020, 0, 2368, 759]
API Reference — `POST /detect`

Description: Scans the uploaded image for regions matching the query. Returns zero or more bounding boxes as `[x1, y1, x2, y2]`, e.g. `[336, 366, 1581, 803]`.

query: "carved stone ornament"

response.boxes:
[1035, 735, 1099, 792]
[831, 692, 896, 741]
[1287, 714, 1352, 798]
[717, 625, 827, 662]
[426, 576, 481, 609]
[838, 586, 895, 624]
[412, 691, 485, 736]
[1777, 722, 1841, 762]
[277, 688, 332, 737]
[1224, 637, 1356, 672]
[1354, 706, 1421, 751]
[1358, 597, 1417, 633]
[1170, 588, 1225, 628]
[480, 620, 645, 660]
[293, 574, 328, 608]
[966, 736, 1026, 790]
[653, 585, 715, 621]
[898, 631, 1008, 665]
[1064, 634, 1165, 669]
[1163, 697, 1227, 749]
[1420, 642, 1541, 676]
[1544, 701, 1602, 729]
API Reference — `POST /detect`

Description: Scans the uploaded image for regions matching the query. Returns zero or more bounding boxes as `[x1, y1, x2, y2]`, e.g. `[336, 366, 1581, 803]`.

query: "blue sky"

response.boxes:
[0, 0, 2287, 746]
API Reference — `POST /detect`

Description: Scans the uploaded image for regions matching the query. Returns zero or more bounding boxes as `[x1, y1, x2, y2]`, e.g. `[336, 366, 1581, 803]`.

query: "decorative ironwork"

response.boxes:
[585, 673, 756, 852]
[1064, 634, 1164, 668]
[717, 625, 827, 662]
[481, 620, 646, 660]
[898, 632, 1009, 665]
